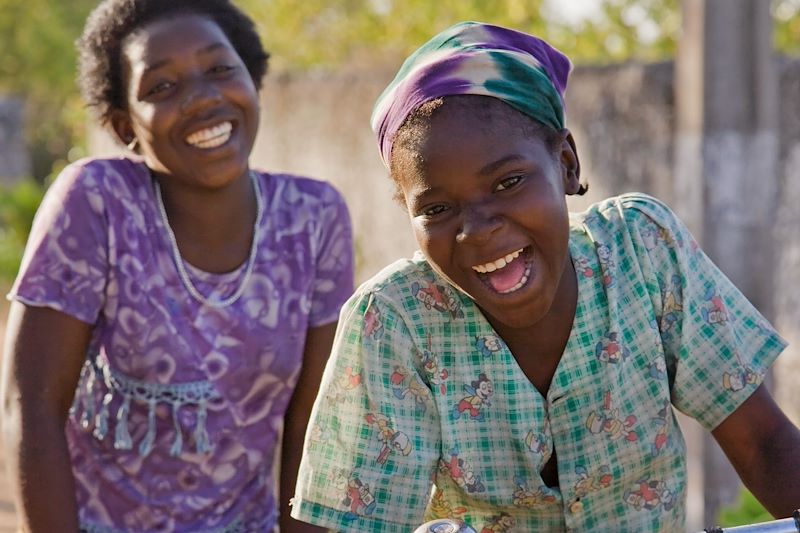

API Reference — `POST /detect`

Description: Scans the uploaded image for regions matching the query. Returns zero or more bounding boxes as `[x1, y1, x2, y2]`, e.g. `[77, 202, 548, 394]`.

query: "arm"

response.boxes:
[279, 321, 337, 533]
[711, 383, 800, 517]
[1, 302, 91, 532]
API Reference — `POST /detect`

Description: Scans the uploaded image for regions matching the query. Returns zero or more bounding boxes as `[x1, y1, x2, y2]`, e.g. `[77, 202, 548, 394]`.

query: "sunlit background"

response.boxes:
[1, 1, 799, 531]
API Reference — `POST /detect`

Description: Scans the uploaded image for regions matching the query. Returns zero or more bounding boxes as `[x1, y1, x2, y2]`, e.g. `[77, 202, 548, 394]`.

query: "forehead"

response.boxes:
[395, 102, 554, 192]
[122, 14, 234, 71]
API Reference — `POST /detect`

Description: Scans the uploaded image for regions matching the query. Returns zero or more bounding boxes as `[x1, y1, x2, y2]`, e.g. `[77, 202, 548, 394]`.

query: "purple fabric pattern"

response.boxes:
[8, 157, 354, 532]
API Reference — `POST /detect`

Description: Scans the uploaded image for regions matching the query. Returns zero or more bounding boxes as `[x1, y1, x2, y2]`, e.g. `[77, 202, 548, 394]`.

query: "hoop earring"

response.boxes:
[126, 138, 139, 152]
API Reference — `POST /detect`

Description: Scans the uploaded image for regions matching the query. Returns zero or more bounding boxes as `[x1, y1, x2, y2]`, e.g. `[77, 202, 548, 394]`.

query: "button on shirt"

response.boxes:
[292, 194, 785, 532]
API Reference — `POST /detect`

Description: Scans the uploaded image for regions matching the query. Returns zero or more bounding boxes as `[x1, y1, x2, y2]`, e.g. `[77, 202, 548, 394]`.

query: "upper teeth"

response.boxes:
[472, 249, 523, 273]
[186, 121, 232, 148]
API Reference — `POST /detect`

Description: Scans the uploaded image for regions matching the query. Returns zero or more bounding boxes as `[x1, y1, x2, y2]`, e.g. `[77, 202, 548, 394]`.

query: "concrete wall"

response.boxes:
[0, 97, 31, 183]
[774, 58, 800, 424]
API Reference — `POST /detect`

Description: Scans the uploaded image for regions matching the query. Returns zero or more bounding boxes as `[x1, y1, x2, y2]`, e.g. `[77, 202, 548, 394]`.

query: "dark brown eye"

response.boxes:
[495, 176, 523, 192]
[146, 81, 174, 96]
[208, 65, 235, 75]
[421, 204, 449, 217]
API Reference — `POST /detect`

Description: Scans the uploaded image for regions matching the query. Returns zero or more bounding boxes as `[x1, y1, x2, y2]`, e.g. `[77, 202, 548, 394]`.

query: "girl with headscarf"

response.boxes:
[291, 22, 800, 532]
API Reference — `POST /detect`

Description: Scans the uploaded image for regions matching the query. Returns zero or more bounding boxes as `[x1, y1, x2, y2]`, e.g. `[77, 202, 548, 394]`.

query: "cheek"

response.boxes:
[130, 105, 167, 140]
[411, 223, 448, 262]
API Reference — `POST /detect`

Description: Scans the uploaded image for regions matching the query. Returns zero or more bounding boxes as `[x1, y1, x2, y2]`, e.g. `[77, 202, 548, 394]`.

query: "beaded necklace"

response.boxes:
[154, 172, 263, 308]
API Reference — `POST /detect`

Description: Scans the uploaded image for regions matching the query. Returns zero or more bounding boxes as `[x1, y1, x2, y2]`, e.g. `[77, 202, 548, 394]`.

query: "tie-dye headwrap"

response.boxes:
[371, 21, 572, 168]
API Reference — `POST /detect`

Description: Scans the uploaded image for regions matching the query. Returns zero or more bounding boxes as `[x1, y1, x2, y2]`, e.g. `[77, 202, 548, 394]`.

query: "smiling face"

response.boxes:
[393, 96, 580, 331]
[112, 14, 260, 189]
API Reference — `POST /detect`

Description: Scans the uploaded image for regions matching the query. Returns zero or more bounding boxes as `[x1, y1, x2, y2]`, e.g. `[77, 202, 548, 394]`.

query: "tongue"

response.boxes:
[486, 256, 526, 293]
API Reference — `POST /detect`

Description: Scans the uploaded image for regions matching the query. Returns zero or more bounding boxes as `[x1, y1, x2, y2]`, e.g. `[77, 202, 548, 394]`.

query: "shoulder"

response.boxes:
[357, 254, 434, 296]
[49, 156, 149, 201]
[348, 254, 465, 321]
[258, 171, 347, 210]
[571, 193, 687, 240]
[58, 156, 147, 184]
[37, 157, 147, 217]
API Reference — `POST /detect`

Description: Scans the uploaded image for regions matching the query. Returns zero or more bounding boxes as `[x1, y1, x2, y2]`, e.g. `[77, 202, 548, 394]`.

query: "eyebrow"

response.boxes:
[141, 42, 229, 76]
[478, 154, 527, 176]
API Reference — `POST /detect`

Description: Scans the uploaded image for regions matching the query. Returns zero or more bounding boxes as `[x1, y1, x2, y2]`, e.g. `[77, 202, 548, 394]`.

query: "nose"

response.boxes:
[456, 202, 502, 245]
[180, 78, 223, 115]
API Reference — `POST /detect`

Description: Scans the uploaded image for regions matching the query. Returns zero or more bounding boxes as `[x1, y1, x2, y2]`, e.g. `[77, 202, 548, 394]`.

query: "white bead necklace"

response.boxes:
[154, 172, 263, 308]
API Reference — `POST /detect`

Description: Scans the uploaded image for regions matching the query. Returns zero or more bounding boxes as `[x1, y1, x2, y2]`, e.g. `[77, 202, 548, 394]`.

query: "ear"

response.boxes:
[110, 109, 135, 148]
[559, 129, 581, 195]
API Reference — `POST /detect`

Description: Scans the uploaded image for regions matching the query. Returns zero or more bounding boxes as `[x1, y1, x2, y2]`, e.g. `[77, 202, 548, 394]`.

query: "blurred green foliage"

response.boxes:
[0, 180, 45, 281]
[243, 0, 681, 71]
[717, 488, 772, 528]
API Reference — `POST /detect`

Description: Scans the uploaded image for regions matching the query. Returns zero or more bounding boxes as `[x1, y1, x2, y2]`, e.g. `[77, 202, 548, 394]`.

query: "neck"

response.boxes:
[153, 169, 260, 273]
[488, 256, 578, 395]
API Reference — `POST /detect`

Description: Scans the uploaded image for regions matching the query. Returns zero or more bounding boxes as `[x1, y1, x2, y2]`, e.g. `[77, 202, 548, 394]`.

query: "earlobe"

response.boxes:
[110, 110, 135, 149]
[560, 130, 582, 195]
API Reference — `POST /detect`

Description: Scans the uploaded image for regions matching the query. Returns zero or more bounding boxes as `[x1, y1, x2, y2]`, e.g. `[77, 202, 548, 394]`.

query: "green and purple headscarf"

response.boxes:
[371, 21, 572, 167]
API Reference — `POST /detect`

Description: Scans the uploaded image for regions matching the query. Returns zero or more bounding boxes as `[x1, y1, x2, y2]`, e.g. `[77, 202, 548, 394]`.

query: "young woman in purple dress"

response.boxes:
[0, 1, 351, 531]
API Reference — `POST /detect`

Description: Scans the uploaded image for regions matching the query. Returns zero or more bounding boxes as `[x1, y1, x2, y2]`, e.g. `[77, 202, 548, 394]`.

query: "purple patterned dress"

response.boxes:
[8, 157, 354, 532]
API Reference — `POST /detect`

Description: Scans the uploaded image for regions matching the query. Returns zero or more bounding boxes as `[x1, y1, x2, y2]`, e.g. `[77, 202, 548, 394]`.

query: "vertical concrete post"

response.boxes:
[674, 0, 779, 525]
[0, 97, 31, 183]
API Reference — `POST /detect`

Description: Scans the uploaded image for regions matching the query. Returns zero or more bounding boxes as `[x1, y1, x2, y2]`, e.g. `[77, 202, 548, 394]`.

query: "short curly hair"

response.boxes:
[77, 0, 269, 126]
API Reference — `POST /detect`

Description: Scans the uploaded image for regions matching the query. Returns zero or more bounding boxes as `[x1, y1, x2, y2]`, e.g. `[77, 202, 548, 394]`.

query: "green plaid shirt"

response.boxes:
[292, 193, 785, 532]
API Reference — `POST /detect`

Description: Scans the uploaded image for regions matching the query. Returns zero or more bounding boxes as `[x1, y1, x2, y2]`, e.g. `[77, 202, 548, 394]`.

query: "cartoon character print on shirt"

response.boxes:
[325, 366, 363, 404]
[480, 512, 515, 533]
[364, 303, 385, 341]
[573, 255, 595, 279]
[722, 353, 764, 392]
[595, 243, 616, 288]
[642, 220, 683, 252]
[429, 489, 468, 521]
[657, 274, 684, 340]
[475, 334, 503, 358]
[585, 391, 639, 442]
[701, 287, 729, 325]
[573, 464, 613, 499]
[647, 356, 667, 381]
[651, 401, 671, 457]
[420, 332, 450, 395]
[390, 365, 430, 413]
[512, 476, 557, 508]
[595, 331, 630, 364]
[364, 412, 413, 465]
[333, 468, 377, 521]
[452, 373, 494, 421]
[623, 475, 677, 512]
[412, 280, 465, 319]
[439, 445, 486, 494]
[308, 421, 332, 446]
[525, 418, 552, 464]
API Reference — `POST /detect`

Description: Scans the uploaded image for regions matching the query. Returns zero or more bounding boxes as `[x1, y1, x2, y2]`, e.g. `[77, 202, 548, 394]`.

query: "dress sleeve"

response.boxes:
[308, 185, 354, 327]
[292, 289, 441, 532]
[624, 194, 786, 430]
[7, 162, 109, 324]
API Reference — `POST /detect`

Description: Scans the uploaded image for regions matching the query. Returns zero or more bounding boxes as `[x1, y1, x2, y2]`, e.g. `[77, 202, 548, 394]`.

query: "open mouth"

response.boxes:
[471, 247, 533, 294]
[185, 121, 233, 149]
